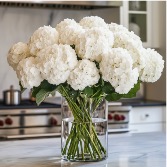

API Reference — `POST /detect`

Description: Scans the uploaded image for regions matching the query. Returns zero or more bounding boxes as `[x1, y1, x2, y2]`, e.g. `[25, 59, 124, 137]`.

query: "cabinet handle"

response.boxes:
[145, 114, 149, 117]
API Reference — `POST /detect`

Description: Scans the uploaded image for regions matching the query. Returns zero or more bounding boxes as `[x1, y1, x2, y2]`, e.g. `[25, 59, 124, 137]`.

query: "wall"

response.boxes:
[0, 6, 120, 99]
[145, 1, 166, 101]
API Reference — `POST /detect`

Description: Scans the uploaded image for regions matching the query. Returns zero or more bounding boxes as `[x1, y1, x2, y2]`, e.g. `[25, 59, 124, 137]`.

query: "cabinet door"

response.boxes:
[129, 106, 165, 133]
[130, 106, 163, 124]
[130, 123, 163, 133]
[120, 1, 159, 48]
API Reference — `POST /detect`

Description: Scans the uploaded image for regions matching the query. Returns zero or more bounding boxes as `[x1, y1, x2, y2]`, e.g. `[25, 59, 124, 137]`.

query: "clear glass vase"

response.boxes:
[61, 97, 108, 162]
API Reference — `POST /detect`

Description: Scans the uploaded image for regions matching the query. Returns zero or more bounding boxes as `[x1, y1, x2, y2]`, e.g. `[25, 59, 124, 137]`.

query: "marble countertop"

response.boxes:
[0, 132, 165, 167]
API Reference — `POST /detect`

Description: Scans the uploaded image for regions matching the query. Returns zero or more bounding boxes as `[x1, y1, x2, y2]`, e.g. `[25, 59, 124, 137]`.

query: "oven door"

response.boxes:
[0, 108, 62, 140]
[108, 105, 131, 133]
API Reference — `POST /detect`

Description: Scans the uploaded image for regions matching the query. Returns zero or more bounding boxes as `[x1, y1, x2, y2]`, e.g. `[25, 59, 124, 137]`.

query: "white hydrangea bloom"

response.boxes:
[67, 59, 100, 90]
[37, 44, 78, 85]
[108, 22, 142, 44]
[75, 27, 114, 62]
[7, 42, 31, 71]
[16, 57, 43, 89]
[79, 16, 108, 29]
[28, 26, 59, 56]
[113, 32, 145, 72]
[56, 18, 84, 45]
[140, 48, 164, 82]
[108, 23, 128, 33]
[100, 48, 139, 94]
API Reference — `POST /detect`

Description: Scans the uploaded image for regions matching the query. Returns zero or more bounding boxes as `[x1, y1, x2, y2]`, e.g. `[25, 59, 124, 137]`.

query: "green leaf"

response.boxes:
[19, 82, 26, 93]
[32, 80, 57, 95]
[31, 80, 58, 105]
[105, 93, 122, 101]
[83, 87, 93, 97]
[95, 62, 100, 69]
[92, 87, 102, 98]
[102, 82, 114, 94]
[123, 81, 141, 98]
[36, 89, 50, 106]
[96, 75, 104, 87]
[105, 80, 141, 101]
[39, 80, 56, 90]
[50, 91, 56, 97]
[69, 89, 79, 101]
[31, 86, 41, 98]
[70, 45, 75, 50]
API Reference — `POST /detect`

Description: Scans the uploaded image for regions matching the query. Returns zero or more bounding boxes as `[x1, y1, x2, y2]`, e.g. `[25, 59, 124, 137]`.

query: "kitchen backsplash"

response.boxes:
[0, 6, 120, 99]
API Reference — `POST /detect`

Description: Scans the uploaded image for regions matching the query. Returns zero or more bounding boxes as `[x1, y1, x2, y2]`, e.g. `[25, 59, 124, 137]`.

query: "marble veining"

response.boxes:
[0, 132, 165, 167]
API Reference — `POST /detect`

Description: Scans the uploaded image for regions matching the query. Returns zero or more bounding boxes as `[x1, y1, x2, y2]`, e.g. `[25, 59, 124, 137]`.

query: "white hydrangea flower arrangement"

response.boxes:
[7, 16, 164, 161]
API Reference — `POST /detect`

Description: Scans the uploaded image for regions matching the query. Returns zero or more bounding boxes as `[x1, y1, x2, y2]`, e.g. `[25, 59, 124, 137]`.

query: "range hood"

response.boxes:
[0, 1, 122, 10]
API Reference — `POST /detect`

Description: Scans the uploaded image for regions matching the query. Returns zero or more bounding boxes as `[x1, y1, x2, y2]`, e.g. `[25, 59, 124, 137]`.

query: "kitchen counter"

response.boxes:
[121, 99, 166, 107]
[0, 132, 165, 167]
[0, 99, 61, 110]
[0, 99, 165, 110]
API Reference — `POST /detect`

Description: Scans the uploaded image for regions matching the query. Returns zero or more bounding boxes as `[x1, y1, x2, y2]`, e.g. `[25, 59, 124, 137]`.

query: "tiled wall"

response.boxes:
[0, 7, 119, 99]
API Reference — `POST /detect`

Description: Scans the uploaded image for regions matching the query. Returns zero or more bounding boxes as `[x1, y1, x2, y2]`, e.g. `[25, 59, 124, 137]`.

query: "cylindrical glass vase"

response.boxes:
[61, 97, 108, 162]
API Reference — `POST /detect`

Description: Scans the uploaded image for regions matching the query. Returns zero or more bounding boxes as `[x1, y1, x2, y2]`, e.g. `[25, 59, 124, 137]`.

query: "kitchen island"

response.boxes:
[0, 132, 165, 167]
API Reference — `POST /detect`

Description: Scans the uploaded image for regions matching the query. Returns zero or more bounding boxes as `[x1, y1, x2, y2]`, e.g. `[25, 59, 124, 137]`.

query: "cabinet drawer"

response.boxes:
[130, 123, 163, 133]
[130, 106, 163, 124]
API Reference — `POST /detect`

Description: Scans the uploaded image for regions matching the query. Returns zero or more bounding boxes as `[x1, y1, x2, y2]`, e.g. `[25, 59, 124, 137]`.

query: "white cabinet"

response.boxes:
[129, 106, 166, 133]
[120, 1, 160, 48]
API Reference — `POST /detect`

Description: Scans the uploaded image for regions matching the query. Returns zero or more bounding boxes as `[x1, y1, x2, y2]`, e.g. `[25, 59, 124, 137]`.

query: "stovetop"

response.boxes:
[0, 99, 61, 110]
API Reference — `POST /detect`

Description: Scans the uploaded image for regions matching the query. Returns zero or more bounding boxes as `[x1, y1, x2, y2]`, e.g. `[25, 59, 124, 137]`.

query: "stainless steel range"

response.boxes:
[0, 99, 131, 140]
[108, 103, 131, 133]
[0, 100, 62, 140]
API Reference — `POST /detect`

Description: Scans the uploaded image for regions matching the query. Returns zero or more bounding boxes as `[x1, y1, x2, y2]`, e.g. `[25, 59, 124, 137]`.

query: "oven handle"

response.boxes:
[19, 110, 25, 135]
[5, 133, 61, 139]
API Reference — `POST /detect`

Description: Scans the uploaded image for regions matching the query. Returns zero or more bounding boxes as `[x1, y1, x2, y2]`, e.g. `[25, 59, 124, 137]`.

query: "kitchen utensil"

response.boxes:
[3, 85, 21, 105]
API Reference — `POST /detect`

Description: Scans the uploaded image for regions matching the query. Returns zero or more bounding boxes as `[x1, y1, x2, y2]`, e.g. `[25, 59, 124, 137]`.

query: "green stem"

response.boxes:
[83, 126, 102, 159]
[59, 84, 106, 160]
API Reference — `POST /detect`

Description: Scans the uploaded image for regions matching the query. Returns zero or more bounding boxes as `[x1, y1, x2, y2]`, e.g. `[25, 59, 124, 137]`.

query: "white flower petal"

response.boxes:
[28, 26, 59, 56]
[37, 44, 78, 85]
[67, 59, 100, 90]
